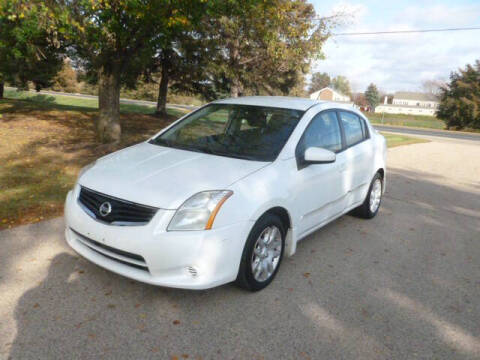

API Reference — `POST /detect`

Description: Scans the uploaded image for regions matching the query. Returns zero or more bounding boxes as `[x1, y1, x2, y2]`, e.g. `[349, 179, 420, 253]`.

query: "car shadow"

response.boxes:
[5, 166, 480, 359]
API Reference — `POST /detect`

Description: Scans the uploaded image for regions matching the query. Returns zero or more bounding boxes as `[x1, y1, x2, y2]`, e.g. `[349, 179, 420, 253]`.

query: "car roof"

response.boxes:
[213, 96, 325, 111]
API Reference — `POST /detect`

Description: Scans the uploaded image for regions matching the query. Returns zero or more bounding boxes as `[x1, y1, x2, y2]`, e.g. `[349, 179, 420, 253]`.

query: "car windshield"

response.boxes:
[150, 104, 304, 161]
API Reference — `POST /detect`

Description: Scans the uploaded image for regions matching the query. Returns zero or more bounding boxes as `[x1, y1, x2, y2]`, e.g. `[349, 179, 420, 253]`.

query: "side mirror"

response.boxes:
[304, 147, 336, 164]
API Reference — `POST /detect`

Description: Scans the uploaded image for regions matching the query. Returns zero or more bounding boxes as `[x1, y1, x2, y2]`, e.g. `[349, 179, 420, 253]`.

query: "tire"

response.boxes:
[235, 213, 285, 291]
[352, 173, 383, 219]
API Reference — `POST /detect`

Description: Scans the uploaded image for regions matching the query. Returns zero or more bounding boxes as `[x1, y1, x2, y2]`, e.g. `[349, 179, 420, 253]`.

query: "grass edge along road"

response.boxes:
[5, 88, 452, 130]
[1, 96, 428, 230]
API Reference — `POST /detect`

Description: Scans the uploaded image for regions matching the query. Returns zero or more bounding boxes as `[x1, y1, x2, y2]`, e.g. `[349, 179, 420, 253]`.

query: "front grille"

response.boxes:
[78, 186, 158, 225]
[71, 228, 149, 272]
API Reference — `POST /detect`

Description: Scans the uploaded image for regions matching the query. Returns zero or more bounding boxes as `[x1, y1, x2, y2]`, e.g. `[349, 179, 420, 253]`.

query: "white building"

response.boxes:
[310, 87, 352, 104]
[375, 92, 439, 116]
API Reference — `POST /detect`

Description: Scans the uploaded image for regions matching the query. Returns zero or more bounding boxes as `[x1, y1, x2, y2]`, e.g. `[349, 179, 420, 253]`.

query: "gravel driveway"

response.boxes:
[1, 136, 479, 360]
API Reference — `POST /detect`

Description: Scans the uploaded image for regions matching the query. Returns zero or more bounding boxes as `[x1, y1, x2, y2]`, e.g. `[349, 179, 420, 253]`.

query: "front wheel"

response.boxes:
[235, 214, 285, 291]
[352, 173, 383, 219]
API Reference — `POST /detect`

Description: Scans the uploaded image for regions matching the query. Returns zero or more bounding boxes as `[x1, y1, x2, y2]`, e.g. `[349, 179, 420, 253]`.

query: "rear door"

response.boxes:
[337, 111, 373, 208]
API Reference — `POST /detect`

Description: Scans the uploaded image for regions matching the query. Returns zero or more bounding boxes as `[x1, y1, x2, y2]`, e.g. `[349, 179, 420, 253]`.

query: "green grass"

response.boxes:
[0, 96, 430, 230]
[3, 89, 187, 118]
[365, 112, 446, 130]
[0, 97, 186, 230]
[382, 133, 430, 148]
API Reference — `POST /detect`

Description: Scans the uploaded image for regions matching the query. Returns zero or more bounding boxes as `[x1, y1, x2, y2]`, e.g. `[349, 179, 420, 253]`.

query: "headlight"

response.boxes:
[168, 190, 233, 231]
[76, 161, 96, 182]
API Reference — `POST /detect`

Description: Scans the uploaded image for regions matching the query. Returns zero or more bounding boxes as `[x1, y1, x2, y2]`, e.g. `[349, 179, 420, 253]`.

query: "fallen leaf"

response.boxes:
[107, 304, 116, 309]
[303, 272, 310, 278]
[33, 303, 39, 308]
[173, 320, 180, 325]
[181, 354, 189, 359]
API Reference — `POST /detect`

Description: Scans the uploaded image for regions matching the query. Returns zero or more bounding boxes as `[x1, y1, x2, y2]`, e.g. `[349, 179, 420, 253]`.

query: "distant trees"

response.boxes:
[437, 60, 480, 130]
[330, 75, 351, 96]
[422, 79, 445, 98]
[51, 59, 79, 93]
[0, 0, 64, 94]
[309, 72, 330, 93]
[365, 83, 380, 110]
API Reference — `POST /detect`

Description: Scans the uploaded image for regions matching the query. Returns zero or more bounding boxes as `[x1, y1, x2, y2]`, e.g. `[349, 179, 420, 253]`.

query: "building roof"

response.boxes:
[213, 96, 323, 111]
[394, 91, 438, 102]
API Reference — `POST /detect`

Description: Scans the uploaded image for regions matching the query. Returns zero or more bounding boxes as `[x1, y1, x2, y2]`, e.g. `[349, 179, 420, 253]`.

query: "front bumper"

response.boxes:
[64, 189, 252, 289]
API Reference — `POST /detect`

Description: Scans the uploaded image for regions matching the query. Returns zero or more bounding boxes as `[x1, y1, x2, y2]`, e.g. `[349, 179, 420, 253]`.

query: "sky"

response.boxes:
[309, 0, 480, 93]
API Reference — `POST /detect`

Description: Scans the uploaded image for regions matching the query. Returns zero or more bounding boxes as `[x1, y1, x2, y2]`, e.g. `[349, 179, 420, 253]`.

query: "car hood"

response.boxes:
[79, 142, 269, 209]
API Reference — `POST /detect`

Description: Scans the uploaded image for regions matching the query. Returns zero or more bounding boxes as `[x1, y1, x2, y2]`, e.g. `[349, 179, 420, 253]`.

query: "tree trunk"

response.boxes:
[97, 67, 121, 143]
[230, 78, 242, 98]
[155, 58, 169, 117]
[0, 82, 4, 99]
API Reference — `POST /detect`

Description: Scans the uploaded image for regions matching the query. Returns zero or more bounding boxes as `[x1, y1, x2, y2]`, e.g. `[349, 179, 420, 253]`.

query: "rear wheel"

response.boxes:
[352, 173, 383, 219]
[236, 214, 285, 291]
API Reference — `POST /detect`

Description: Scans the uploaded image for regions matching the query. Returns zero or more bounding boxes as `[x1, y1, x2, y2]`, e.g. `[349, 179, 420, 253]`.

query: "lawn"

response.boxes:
[0, 97, 188, 230]
[0, 96, 427, 230]
[3, 88, 187, 117]
[365, 112, 446, 130]
[381, 133, 429, 148]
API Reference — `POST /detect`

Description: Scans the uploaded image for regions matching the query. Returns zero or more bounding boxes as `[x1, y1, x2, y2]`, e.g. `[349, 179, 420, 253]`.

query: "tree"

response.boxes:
[181, 0, 335, 99]
[309, 72, 330, 93]
[330, 75, 351, 96]
[0, 74, 4, 99]
[63, 0, 208, 142]
[437, 60, 480, 130]
[51, 58, 79, 93]
[365, 83, 380, 110]
[0, 0, 64, 93]
[353, 92, 368, 107]
[421, 79, 446, 99]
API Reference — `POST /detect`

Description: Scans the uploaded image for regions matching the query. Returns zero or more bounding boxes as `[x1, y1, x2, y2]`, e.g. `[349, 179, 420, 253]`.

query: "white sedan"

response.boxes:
[65, 96, 386, 291]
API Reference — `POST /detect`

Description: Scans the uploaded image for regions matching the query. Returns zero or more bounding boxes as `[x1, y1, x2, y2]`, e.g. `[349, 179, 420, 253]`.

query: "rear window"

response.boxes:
[339, 111, 365, 147]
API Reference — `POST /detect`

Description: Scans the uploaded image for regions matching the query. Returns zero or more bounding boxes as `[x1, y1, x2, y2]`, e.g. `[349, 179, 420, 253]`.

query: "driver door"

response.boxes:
[292, 110, 347, 237]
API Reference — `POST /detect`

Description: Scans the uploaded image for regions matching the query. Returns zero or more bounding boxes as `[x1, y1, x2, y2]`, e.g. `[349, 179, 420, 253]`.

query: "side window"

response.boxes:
[339, 111, 364, 147]
[298, 111, 342, 154]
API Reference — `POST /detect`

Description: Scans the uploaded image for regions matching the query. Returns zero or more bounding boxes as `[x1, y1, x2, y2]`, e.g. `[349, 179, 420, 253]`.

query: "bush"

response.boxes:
[50, 59, 79, 93]
[437, 60, 480, 130]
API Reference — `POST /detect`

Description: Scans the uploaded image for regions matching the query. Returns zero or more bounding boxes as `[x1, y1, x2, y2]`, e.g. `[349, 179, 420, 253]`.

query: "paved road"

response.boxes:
[374, 124, 480, 142]
[1, 128, 480, 360]
[4, 87, 198, 112]
[8, 87, 480, 141]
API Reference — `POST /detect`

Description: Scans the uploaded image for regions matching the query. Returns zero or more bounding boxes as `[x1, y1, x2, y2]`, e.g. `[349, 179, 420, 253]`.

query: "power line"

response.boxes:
[331, 26, 480, 36]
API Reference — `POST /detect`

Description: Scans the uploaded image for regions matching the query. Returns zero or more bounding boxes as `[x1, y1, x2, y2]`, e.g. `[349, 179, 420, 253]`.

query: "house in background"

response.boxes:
[310, 87, 352, 104]
[375, 91, 439, 116]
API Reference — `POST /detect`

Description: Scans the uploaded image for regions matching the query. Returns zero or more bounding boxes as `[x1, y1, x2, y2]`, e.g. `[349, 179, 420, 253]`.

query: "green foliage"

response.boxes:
[330, 75, 351, 96]
[63, 0, 208, 86]
[309, 72, 330, 93]
[181, 0, 334, 99]
[365, 83, 380, 109]
[0, 0, 64, 90]
[437, 60, 480, 129]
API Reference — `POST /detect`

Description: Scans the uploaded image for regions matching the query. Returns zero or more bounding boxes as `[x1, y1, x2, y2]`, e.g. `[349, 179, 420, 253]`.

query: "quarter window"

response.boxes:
[298, 111, 342, 154]
[339, 111, 365, 147]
